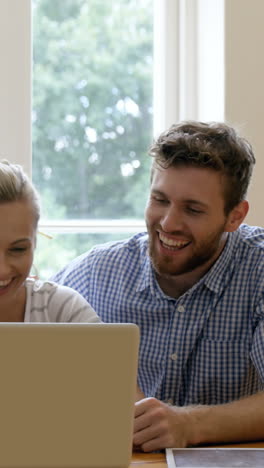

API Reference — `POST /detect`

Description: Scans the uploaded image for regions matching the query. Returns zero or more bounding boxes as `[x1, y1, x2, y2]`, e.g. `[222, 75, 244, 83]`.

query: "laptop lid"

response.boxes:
[0, 322, 139, 468]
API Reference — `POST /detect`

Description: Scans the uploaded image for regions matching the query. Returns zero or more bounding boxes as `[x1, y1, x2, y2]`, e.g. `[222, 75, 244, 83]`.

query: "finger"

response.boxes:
[134, 397, 152, 417]
[134, 428, 170, 452]
[133, 421, 161, 446]
[134, 411, 151, 433]
[140, 434, 168, 453]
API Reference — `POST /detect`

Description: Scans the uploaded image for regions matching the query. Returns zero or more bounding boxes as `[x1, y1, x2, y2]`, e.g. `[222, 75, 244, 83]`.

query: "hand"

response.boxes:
[133, 397, 193, 452]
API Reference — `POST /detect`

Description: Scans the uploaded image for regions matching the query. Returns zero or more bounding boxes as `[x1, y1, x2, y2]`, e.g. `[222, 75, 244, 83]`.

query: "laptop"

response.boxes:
[0, 322, 139, 468]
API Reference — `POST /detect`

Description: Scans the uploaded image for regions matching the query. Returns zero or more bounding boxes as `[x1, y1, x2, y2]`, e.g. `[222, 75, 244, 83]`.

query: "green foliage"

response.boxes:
[34, 231, 135, 279]
[32, 0, 153, 221]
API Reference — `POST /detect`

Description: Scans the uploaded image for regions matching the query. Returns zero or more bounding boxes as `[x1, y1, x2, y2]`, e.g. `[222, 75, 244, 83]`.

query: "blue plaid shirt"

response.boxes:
[52, 224, 264, 406]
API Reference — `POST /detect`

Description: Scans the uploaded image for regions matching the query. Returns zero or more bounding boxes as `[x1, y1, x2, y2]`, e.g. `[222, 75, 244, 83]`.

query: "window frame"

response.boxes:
[0, 0, 224, 234]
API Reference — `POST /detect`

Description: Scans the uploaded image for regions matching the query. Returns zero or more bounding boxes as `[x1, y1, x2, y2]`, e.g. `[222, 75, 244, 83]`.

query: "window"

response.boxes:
[32, 0, 153, 276]
[0, 0, 226, 278]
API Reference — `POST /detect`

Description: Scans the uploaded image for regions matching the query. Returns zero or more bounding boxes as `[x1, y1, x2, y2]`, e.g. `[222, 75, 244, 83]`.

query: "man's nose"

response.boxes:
[160, 207, 184, 232]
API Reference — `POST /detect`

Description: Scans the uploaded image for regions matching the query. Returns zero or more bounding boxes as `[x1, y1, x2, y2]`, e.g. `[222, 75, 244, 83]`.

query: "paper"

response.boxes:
[166, 448, 264, 467]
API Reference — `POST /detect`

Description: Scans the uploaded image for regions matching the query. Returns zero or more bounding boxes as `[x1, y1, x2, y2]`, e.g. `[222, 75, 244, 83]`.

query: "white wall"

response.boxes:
[0, 0, 31, 176]
[225, 0, 264, 226]
[157, 0, 264, 226]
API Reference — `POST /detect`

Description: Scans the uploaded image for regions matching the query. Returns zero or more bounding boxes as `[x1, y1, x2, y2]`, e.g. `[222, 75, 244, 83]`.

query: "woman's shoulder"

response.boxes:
[25, 277, 100, 323]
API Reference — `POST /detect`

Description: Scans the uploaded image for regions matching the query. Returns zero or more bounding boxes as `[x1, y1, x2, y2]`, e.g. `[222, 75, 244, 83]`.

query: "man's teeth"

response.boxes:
[0, 279, 12, 287]
[159, 233, 189, 248]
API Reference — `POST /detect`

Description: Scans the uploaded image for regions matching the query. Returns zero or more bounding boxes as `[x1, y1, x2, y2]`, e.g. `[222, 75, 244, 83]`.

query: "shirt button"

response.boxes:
[177, 305, 185, 312]
[170, 353, 177, 361]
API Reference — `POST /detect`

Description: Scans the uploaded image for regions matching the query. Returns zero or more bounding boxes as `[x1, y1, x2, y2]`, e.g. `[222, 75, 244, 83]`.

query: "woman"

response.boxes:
[0, 159, 100, 323]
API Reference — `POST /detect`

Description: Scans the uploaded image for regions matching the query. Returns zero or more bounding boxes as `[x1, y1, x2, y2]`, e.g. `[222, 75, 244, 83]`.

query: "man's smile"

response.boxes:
[158, 232, 190, 251]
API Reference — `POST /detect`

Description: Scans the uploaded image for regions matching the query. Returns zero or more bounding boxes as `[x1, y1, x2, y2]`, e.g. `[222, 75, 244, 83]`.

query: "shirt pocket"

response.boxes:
[183, 338, 262, 405]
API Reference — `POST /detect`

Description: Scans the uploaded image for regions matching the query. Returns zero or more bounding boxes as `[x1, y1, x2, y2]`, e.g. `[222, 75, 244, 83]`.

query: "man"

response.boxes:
[52, 121, 264, 451]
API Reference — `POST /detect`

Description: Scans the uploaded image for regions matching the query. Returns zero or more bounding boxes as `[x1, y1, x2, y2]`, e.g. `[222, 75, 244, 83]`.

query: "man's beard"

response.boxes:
[148, 223, 227, 278]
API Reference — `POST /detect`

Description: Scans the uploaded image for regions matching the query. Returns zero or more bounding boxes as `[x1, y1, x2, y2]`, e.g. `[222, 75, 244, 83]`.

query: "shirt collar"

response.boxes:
[136, 244, 168, 298]
[136, 248, 156, 293]
[202, 231, 238, 294]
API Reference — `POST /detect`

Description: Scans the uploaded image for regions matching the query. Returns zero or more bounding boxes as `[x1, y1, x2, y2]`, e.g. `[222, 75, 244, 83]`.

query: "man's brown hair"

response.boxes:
[149, 121, 256, 214]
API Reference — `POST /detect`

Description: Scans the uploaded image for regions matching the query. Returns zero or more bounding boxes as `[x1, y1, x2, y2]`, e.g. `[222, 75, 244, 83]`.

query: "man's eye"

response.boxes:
[187, 207, 203, 215]
[153, 196, 167, 204]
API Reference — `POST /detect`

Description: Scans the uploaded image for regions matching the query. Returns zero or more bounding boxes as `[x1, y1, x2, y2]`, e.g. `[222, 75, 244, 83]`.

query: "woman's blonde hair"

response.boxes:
[0, 159, 40, 225]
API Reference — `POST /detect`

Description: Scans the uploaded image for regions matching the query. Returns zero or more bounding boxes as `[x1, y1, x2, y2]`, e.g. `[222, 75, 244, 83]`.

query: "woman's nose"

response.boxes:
[0, 254, 11, 278]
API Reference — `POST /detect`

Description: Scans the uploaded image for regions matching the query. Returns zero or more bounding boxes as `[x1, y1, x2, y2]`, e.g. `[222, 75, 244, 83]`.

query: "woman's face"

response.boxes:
[0, 200, 36, 306]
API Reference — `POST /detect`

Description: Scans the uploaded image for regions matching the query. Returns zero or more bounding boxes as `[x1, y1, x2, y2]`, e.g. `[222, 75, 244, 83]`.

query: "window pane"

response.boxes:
[32, 0, 153, 221]
[34, 232, 136, 279]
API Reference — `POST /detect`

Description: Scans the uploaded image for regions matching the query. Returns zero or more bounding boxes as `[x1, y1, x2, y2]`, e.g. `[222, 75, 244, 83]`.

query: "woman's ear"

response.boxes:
[225, 200, 249, 232]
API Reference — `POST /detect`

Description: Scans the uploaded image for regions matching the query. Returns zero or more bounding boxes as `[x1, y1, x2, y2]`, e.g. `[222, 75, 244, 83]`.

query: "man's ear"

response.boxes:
[225, 200, 249, 232]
